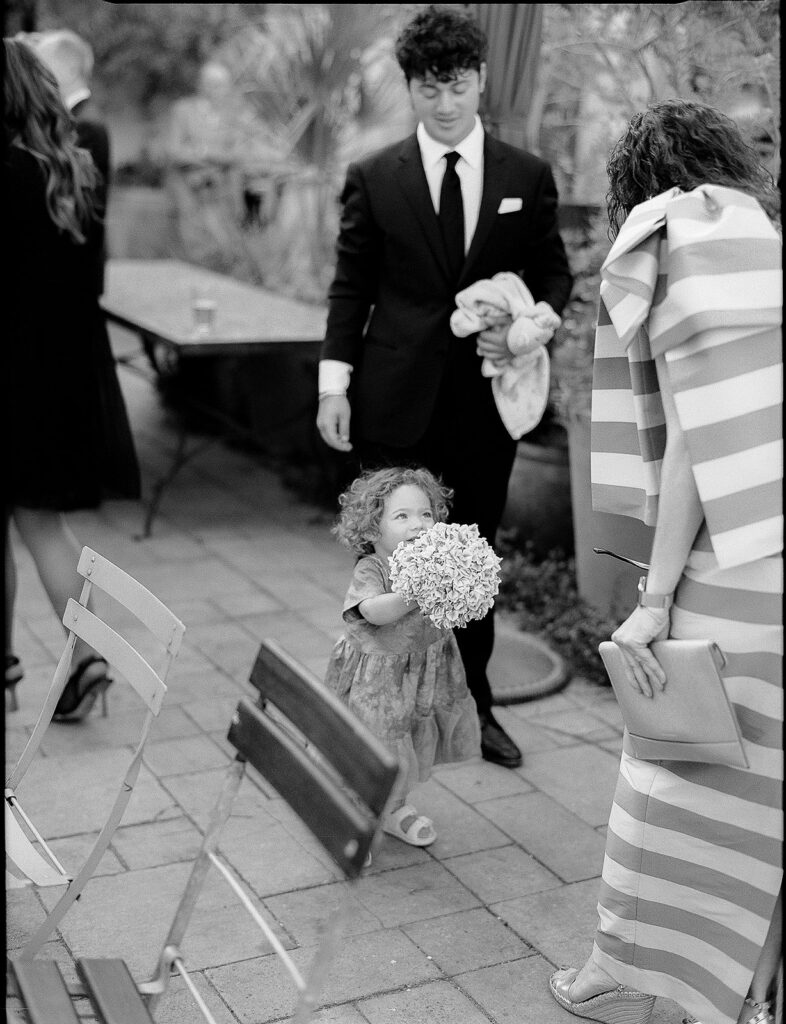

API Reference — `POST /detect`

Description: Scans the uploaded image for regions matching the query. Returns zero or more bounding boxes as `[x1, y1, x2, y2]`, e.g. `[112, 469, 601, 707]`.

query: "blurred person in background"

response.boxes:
[3, 37, 141, 720]
[164, 59, 252, 267]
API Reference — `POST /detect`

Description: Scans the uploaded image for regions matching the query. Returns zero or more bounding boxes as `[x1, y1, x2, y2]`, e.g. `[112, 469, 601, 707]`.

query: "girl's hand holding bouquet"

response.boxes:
[388, 522, 502, 629]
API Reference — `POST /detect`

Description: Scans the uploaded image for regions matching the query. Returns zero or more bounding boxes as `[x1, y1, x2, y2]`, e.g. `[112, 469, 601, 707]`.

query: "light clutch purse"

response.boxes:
[598, 640, 749, 768]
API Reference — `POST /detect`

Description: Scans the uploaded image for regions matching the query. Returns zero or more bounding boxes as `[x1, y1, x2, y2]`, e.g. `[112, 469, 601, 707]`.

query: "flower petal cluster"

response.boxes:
[389, 522, 502, 629]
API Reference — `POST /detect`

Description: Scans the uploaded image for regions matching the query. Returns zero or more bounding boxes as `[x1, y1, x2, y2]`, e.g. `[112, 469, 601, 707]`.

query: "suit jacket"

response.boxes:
[322, 131, 573, 447]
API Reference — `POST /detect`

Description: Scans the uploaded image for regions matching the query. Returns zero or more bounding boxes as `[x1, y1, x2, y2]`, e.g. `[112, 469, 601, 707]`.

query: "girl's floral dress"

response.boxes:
[325, 554, 481, 801]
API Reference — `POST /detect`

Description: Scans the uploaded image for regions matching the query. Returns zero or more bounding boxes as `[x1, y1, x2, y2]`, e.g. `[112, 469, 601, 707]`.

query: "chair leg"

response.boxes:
[140, 756, 246, 1011]
[292, 900, 350, 1024]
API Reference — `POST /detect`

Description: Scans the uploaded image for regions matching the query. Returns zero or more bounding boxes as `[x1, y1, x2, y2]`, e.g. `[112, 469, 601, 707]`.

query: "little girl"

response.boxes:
[325, 466, 481, 849]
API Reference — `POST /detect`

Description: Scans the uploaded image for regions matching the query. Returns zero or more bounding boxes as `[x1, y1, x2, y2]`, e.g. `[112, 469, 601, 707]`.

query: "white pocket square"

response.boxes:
[498, 197, 523, 214]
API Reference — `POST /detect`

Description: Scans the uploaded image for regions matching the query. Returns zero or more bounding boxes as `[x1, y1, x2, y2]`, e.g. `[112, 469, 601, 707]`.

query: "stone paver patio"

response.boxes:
[6, 327, 684, 1024]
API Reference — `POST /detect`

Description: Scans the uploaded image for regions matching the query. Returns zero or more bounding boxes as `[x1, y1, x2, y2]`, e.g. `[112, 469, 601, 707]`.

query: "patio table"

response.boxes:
[101, 258, 327, 537]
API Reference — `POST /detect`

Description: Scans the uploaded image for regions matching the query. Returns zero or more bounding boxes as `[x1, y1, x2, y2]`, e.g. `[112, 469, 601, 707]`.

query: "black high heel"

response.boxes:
[6, 655, 24, 711]
[53, 655, 113, 722]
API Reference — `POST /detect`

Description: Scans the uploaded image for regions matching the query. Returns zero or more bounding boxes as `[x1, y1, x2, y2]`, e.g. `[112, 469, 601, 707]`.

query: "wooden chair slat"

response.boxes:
[12, 960, 81, 1024]
[229, 697, 375, 877]
[77, 959, 154, 1024]
[78, 547, 185, 652]
[63, 600, 166, 714]
[249, 640, 399, 814]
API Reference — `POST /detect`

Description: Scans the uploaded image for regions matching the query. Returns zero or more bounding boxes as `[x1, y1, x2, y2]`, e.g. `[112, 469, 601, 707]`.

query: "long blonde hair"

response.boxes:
[3, 37, 97, 242]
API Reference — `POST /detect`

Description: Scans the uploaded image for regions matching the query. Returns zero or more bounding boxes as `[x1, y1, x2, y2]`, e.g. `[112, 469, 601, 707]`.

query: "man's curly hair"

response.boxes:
[333, 466, 453, 557]
[606, 99, 779, 239]
[395, 4, 487, 83]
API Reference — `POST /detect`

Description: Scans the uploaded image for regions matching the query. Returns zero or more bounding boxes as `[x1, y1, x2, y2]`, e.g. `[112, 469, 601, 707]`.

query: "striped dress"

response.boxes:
[590, 185, 782, 1024]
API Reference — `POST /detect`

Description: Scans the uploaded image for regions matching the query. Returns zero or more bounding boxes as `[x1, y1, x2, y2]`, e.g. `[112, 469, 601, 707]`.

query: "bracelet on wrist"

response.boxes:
[637, 575, 673, 610]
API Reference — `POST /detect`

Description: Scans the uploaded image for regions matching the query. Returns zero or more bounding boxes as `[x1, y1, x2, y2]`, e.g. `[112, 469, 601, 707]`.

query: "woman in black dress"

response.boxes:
[4, 37, 141, 719]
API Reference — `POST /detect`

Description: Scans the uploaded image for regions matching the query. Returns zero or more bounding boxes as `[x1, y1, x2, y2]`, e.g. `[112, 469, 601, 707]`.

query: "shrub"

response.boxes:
[497, 536, 617, 687]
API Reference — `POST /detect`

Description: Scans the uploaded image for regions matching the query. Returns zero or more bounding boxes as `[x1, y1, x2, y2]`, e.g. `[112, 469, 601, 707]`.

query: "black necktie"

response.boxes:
[439, 151, 465, 282]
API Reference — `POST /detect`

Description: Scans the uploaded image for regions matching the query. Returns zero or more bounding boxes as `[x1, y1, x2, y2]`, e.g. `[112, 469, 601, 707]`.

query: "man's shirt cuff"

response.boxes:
[318, 359, 353, 397]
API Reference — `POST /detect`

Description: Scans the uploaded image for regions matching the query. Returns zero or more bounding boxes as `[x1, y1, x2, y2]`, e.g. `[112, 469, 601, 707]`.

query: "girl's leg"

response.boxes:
[11, 507, 97, 669]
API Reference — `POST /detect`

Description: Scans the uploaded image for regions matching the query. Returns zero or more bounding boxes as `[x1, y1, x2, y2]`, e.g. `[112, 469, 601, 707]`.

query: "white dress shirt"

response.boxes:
[319, 117, 486, 398]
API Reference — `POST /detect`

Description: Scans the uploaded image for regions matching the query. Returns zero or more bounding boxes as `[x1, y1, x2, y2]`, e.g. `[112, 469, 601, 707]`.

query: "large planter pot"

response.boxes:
[566, 413, 654, 619]
[501, 433, 573, 555]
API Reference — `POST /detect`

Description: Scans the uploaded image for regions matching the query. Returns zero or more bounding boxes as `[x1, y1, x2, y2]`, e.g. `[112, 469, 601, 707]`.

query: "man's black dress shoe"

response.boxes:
[479, 712, 522, 768]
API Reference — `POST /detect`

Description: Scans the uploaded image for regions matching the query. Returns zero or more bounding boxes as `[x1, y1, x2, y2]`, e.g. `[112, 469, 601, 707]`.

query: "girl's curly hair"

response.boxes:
[333, 466, 453, 556]
[606, 99, 779, 239]
[395, 4, 486, 83]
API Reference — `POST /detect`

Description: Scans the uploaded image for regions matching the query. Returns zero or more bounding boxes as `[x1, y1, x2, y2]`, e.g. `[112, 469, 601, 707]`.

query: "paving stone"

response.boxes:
[214, 803, 343, 897]
[476, 792, 606, 882]
[164, 766, 272, 830]
[210, 589, 285, 617]
[530, 707, 620, 742]
[359, 979, 492, 1023]
[456, 953, 572, 1024]
[143, 733, 230, 775]
[182, 695, 243, 732]
[402, 906, 533, 975]
[14, 748, 178, 837]
[265, 880, 384, 945]
[432, 759, 533, 803]
[151, 970, 238, 1024]
[353, 861, 480, 927]
[111, 816, 204, 870]
[161, 666, 245, 704]
[39, 861, 288, 978]
[413, 778, 512, 859]
[518, 744, 620, 827]
[208, 929, 440, 1023]
[164, 598, 228, 627]
[46, 832, 125, 876]
[491, 878, 601, 968]
[442, 844, 562, 904]
[284, 1005, 369, 1023]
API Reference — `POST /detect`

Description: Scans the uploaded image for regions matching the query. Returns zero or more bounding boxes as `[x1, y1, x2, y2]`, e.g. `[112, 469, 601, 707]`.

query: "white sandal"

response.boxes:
[383, 805, 437, 847]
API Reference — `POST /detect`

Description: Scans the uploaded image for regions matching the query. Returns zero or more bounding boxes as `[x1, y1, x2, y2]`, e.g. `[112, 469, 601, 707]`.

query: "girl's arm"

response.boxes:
[610, 350, 704, 696]
[359, 593, 418, 625]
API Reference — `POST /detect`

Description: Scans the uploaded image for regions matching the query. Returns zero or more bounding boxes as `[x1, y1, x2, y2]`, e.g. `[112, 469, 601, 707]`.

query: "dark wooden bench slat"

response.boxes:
[77, 958, 154, 1024]
[229, 697, 375, 877]
[11, 960, 81, 1024]
[248, 640, 399, 814]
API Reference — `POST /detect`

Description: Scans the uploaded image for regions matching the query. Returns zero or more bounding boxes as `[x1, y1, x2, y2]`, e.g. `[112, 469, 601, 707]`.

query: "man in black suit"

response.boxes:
[317, 5, 573, 768]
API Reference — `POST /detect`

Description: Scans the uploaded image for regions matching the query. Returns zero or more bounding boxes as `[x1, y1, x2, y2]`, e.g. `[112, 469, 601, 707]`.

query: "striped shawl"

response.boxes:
[591, 184, 782, 568]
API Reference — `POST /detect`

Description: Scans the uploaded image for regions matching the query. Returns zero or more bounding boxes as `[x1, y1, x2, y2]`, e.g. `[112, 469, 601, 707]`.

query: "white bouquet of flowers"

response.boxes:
[389, 522, 502, 629]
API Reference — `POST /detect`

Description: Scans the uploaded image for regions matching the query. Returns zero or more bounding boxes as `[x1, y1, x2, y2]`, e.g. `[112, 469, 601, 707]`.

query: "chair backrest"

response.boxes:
[6, 547, 186, 961]
[142, 640, 400, 1023]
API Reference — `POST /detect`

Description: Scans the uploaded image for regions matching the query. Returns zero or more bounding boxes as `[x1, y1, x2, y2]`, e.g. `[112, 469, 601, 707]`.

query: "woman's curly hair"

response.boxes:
[606, 99, 779, 238]
[4, 37, 97, 243]
[333, 466, 453, 557]
[395, 4, 486, 83]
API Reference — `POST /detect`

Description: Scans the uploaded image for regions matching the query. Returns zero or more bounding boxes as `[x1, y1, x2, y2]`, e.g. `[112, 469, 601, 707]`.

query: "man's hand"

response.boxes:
[317, 394, 353, 452]
[476, 315, 513, 362]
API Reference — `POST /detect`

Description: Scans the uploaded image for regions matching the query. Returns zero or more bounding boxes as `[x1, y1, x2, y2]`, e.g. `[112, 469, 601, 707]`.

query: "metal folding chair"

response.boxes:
[5, 546, 185, 960]
[139, 638, 400, 1024]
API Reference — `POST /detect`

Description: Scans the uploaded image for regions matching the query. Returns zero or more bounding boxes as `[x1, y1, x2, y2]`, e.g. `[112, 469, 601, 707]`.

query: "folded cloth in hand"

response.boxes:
[450, 272, 561, 439]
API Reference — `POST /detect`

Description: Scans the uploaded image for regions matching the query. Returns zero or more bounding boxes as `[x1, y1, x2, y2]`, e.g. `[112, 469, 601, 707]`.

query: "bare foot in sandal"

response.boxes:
[383, 804, 437, 846]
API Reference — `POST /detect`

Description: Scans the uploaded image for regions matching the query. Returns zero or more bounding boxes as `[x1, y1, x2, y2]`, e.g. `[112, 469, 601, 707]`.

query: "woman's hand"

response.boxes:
[610, 606, 670, 698]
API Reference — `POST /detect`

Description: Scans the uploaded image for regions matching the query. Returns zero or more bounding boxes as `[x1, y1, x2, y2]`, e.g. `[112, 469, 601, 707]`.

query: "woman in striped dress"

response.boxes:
[548, 101, 782, 1024]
